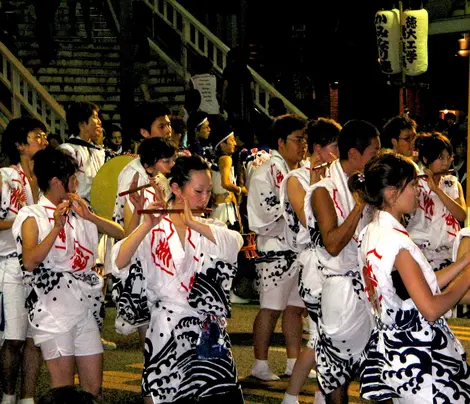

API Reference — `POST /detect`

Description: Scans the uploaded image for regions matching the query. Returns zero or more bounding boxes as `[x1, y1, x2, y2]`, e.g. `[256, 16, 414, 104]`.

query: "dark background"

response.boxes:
[182, 0, 470, 127]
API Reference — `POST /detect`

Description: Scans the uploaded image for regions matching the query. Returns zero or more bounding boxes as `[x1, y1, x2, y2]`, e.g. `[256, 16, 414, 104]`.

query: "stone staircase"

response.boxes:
[13, 0, 185, 125]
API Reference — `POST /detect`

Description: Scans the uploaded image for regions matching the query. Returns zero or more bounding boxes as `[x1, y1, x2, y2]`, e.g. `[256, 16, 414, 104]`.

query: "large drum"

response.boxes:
[90, 155, 135, 220]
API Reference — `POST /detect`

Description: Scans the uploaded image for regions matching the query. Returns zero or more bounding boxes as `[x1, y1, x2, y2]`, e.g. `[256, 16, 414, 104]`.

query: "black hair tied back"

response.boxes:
[169, 155, 209, 189]
[349, 150, 416, 209]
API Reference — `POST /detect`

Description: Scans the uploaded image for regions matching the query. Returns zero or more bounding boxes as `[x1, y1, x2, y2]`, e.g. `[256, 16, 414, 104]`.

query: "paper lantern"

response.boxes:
[403, 9, 428, 76]
[375, 9, 401, 74]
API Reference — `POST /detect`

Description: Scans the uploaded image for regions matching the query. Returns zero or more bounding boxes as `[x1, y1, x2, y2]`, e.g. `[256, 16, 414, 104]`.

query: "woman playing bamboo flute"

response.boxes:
[113, 155, 244, 404]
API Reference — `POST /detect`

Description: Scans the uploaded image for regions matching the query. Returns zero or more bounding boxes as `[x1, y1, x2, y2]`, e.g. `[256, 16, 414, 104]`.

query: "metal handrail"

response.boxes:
[0, 41, 66, 137]
[143, 0, 307, 118]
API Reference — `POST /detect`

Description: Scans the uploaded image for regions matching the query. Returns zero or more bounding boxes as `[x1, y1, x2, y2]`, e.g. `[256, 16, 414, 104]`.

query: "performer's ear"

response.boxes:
[171, 183, 183, 199]
[383, 186, 398, 207]
[49, 177, 61, 190]
[140, 128, 151, 139]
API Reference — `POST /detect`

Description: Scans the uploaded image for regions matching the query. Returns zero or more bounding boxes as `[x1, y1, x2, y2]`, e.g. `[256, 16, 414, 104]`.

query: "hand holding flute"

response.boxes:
[419, 168, 455, 194]
[138, 208, 212, 215]
[119, 183, 152, 197]
[417, 169, 455, 179]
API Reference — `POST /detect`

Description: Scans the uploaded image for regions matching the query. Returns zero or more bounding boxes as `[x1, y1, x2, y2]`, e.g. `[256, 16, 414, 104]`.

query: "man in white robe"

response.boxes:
[0, 117, 49, 404]
[247, 114, 308, 381]
[59, 102, 105, 202]
[306, 120, 379, 402]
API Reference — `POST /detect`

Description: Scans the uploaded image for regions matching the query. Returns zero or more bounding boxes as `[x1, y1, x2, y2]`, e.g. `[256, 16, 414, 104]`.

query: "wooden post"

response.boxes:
[398, 1, 407, 115]
[466, 51, 470, 226]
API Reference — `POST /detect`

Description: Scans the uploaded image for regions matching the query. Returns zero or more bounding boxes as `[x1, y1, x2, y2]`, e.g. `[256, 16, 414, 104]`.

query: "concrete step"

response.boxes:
[19, 29, 115, 38]
[25, 58, 120, 68]
[49, 41, 119, 51]
[29, 66, 119, 75]
[53, 93, 120, 102]
[35, 75, 181, 87]
[46, 85, 184, 96]
[16, 39, 119, 49]
[38, 76, 119, 85]
[18, 21, 109, 30]
[16, 41, 119, 52]
[19, 49, 120, 59]
[46, 85, 120, 93]
[28, 65, 176, 76]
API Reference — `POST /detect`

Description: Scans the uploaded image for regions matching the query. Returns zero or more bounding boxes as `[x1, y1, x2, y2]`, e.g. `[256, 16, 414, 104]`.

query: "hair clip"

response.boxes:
[358, 173, 365, 183]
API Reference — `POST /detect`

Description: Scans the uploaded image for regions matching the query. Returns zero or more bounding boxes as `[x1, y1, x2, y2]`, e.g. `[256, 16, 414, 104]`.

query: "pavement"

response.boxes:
[68, 304, 470, 403]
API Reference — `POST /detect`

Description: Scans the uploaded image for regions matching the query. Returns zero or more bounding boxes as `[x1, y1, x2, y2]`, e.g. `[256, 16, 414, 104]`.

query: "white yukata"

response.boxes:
[280, 164, 323, 348]
[407, 173, 462, 271]
[111, 216, 243, 403]
[244, 148, 271, 191]
[113, 158, 171, 227]
[359, 211, 470, 403]
[247, 150, 299, 308]
[11, 195, 104, 346]
[59, 137, 106, 201]
[0, 165, 36, 343]
[302, 160, 373, 395]
[211, 164, 237, 226]
[111, 158, 171, 335]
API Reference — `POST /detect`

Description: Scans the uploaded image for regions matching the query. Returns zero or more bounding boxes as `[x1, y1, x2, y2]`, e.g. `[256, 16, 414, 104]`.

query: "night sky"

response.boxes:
[244, 1, 468, 126]
[182, 0, 468, 126]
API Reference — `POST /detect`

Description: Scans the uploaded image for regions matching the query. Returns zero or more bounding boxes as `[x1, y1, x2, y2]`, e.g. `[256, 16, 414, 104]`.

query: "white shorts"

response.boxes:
[39, 311, 103, 360]
[0, 255, 31, 342]
[259, 274, 304, 311]
[2, 282, 30, 341]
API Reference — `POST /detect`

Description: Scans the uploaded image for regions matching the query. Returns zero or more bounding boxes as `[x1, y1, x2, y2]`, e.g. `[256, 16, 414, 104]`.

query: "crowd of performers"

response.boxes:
[0, 101, 470, 404]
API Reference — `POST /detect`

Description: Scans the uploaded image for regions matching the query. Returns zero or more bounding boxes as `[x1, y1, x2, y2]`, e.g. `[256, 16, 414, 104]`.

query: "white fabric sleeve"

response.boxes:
[247, 167, 284, 236]
[204, 221, 243, 264]
[452, 227, 470, 262]
[110, 227, 151, 280]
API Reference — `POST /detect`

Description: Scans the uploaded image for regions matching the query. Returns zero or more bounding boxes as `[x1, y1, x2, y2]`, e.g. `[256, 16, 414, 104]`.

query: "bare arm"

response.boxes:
[86, 212, 124, 240]
[115, 201, 164, 269]
[452, 237, 470, 304]
[124, 202, 141, 236]
[435, 183, 466, 222]
[69, 194, 124, 240]
[433, 232, 470, 290]
[21, 202, 69, 272]
[311, 187, 364, 257]
[395, 248, 470, 321]
[287, 176, 307, 227]
[123, 172, 146, 236]
[219, 156, 239, 194]
[0, 220, 15, 230]
[426, 171, 466, 222]
[115, 220, 154, 269]
[181, 197, 215, 244]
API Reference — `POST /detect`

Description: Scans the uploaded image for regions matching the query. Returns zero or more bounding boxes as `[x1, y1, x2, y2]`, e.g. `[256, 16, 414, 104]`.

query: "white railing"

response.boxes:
[143, 0, 307, 119]
[0, 41, 66, 137]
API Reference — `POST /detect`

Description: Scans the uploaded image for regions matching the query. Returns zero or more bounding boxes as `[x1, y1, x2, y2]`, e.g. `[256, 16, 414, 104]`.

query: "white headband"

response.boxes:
[215, 132, 234, 149]
[195, 117, 208, 133]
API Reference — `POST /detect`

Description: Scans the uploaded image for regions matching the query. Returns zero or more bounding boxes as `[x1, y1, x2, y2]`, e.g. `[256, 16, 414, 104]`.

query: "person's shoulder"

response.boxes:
[17, 204, 41, 217]
[218, 155, 232, 165]
[59, 142, 74, 150]
[1, 166, 19, 178]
